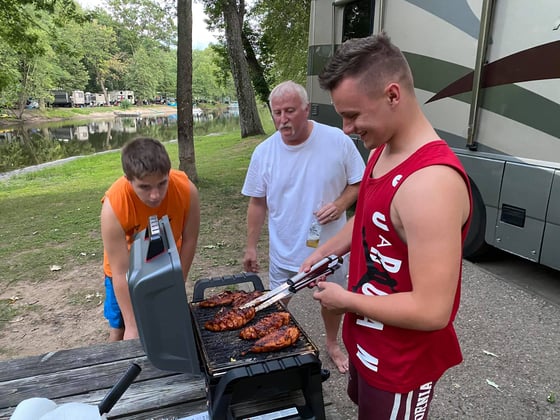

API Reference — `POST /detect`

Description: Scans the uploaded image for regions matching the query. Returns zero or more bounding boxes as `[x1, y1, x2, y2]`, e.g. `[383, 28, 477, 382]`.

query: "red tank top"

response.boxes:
[343, 140, 472, 393]
[102, 169, 191, 277]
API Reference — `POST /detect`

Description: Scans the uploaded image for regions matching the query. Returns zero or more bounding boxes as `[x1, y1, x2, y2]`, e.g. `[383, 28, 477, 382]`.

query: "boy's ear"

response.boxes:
[385, 83, 400, 105]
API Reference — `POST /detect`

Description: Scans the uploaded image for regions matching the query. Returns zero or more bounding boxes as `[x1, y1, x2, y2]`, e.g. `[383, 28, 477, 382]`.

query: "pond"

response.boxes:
[0, 112, 240, 175]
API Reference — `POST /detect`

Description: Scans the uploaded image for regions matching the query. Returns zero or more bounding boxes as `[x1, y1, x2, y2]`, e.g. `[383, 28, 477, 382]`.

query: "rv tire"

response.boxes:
[463, 179, 490, 260]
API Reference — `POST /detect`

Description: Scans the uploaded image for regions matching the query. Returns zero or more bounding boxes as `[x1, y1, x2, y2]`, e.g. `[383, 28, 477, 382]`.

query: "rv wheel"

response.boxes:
[463, 180, 490, 259]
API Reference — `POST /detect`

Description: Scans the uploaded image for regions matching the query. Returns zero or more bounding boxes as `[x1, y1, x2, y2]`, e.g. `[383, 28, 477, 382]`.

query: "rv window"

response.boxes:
[342, 0, 374, 41]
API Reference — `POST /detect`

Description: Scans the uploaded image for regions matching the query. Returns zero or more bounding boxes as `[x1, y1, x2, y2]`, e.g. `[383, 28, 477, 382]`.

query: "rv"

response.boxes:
[51, 90, 71, 107]
[307, 0, 560, 271]
[93, 93, 107, 107]
[109, 90, 135, 105]
[50, 90, 86, 107]
[70, 90, 85, 107]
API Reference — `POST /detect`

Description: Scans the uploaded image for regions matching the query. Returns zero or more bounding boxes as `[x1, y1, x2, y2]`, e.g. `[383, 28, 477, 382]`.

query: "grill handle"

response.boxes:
[98, 362, 142, 415]
[192, 272, 265, 302]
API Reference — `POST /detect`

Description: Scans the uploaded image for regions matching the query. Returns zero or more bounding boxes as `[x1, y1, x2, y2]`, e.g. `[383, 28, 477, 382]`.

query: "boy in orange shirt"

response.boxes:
[101, 137, 200, 341]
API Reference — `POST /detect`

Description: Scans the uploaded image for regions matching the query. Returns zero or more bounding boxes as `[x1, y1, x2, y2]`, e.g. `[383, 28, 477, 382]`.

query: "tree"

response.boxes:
[176, 0, 197, 182]
[91, 0, 178, 97]
[192, 48, 234, 103]
[105, 0, 177, 54]
[124, 44, 164, 104]
[80, 19, 119, 103]
[202, 0, 264, 138]
[252, 0, 310, 85]
[0, 1, 86, 115]
[49, 16, 90, 91]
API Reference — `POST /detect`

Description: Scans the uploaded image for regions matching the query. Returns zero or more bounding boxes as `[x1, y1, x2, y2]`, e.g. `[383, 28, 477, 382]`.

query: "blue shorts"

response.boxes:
[104, 275, 124, 329]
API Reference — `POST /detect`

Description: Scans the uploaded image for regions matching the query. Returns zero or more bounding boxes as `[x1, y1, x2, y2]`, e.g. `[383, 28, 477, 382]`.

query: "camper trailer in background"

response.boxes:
[93, 93, 107, 107]
[307, 0, 560, 271]
[109, 90, 135, 105]
[51, 90, 71, 107]
[50, 90, 86, 107]
[70, 91, 85, 107]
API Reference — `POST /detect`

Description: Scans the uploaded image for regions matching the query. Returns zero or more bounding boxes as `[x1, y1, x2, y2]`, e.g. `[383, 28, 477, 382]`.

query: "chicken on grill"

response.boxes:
[247, 326, 300, 353]
[198, 291, 236, 308]
[239, 312, 291, 340]
[204, 306, 256, 331]
[232, 290, 263, 307]
[199, 290, 264, 308]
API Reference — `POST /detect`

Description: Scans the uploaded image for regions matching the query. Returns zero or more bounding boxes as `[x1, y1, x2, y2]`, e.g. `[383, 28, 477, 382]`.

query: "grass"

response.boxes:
[0, 115, 275, 326]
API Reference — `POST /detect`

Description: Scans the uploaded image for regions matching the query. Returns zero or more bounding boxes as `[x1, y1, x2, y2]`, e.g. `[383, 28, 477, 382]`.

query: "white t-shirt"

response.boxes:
[242, 121, 365, 271]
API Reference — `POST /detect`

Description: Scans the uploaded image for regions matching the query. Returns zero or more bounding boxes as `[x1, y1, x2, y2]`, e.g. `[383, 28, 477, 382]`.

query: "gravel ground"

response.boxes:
[287, 260, 560, 419]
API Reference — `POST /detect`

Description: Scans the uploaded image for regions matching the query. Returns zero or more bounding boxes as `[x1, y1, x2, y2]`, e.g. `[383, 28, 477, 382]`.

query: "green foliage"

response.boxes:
[0, 0, 180, 109]
[105, 0, 177, 54]
[193, 48, 235, 103]
[124, 44, 163, 102]
[252, 0, 310, 85]
[1, 0, 313, 117]
[119, 99, 132, 109]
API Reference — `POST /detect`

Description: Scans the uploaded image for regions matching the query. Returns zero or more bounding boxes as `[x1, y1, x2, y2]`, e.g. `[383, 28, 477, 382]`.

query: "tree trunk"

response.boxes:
[222, 0, 265, 138]
[177, 0, 198, 183]
[241, 31, 270, 110]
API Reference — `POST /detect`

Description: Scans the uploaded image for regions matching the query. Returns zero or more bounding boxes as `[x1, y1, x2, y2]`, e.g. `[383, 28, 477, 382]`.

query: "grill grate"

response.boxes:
[189, 301, 318, 377]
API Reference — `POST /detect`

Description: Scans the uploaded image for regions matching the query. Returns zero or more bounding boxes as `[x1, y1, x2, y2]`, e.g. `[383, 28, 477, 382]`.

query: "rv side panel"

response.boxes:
[306, 0, 560, 271]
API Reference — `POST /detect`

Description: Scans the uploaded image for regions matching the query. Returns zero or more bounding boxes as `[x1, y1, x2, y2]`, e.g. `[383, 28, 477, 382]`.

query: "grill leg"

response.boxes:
[297, 363, 326, 420]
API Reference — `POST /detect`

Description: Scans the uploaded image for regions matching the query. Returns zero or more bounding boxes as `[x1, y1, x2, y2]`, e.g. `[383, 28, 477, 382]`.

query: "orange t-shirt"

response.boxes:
[102, 169, 191, 277]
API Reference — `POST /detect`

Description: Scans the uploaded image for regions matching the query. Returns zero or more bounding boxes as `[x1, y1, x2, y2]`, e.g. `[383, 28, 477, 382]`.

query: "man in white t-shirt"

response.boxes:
[242, 81, 365, 373]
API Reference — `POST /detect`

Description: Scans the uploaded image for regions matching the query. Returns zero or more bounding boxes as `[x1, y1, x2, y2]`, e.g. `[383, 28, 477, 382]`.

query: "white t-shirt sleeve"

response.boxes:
[343, 135, 366, 184]
[241, 146, 266, 198]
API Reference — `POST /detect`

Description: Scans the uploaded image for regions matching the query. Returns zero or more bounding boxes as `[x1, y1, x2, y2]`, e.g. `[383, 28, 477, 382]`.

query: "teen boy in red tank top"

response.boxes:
[302, 34, 472, 419]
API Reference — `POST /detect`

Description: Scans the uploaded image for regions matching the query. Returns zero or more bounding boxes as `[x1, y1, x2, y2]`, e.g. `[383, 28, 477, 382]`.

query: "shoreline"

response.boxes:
[0, 105, 178, 127]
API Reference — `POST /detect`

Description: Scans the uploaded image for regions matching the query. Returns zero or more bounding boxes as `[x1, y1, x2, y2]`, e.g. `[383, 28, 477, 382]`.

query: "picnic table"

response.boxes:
[0, 339, 206, 419]
[0, 339, 341, 419]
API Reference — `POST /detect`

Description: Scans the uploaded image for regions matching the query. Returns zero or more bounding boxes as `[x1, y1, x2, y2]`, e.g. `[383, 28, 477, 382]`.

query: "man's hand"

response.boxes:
[315, 201, 342, 225]
[243, 248, 259, 272]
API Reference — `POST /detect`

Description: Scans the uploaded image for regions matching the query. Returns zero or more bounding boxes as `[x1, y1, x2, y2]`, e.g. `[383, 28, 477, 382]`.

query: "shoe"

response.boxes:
[320, 368, 330, 382]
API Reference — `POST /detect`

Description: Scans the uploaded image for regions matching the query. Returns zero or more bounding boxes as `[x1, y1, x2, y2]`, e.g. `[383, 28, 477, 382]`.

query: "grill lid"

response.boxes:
[128, 215, 201, 375]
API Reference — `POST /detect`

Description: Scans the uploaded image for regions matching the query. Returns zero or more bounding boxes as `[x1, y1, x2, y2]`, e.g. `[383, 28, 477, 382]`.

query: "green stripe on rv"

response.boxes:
[405, 52, 560, 140]
[307, 46, 560, 139]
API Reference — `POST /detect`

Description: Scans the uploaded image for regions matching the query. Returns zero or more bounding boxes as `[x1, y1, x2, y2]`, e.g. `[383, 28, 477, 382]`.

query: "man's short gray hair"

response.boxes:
[269, 81, 309, 109]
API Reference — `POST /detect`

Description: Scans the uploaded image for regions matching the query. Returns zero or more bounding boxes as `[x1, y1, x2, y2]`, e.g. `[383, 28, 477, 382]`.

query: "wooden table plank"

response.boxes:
[0, 340, 145, 382]
[0, 374, 206, 419]
[0, 357, 192, 408]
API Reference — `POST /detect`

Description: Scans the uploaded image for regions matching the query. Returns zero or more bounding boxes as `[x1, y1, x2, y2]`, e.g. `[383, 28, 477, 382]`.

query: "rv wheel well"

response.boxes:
[463, 178, 490, 260]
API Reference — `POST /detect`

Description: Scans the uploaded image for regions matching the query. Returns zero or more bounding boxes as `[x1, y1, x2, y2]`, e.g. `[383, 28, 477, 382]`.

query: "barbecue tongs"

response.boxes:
[240, 254, 347, 312]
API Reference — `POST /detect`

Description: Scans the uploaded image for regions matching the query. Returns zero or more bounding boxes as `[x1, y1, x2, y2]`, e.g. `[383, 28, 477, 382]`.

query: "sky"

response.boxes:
[75, 0, 218, 50]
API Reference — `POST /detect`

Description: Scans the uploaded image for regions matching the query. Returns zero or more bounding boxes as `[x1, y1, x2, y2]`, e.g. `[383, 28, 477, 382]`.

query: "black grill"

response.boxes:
[192, 273, 326, 419]
[128, 216, 326, 419]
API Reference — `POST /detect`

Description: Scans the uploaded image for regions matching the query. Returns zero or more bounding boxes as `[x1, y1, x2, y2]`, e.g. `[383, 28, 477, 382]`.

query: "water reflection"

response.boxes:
[0, 113, 240, 174]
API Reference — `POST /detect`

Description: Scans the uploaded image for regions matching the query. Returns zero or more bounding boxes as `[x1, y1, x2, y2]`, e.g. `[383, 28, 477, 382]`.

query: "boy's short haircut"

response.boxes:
[121, 137, 171, 180]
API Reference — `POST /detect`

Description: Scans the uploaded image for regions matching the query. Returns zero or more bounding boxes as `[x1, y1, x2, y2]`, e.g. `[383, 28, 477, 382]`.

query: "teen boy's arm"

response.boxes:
[100, 199, 139, 340]
[179, 180, 200, 280]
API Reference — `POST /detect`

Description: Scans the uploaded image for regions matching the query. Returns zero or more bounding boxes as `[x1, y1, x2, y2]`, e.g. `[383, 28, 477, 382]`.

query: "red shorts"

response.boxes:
[347, 361, 437, 420]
